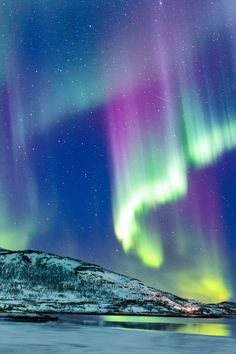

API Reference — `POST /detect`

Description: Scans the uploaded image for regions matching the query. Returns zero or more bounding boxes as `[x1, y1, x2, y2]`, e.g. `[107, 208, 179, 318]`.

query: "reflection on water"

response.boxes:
[1, 313, 235, 338]
[55, 314, 235, 337]
[100, 316, 233, 337]
[176, 323, 230, 337]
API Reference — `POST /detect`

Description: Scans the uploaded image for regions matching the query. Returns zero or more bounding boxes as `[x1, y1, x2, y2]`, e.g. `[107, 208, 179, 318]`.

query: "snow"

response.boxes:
[0, 321, 236, 354]
[0, 250, 235, 316]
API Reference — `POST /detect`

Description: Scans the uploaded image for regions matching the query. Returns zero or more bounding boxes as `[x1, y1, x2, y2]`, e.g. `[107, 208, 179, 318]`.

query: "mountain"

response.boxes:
[0, 249, 235, 317]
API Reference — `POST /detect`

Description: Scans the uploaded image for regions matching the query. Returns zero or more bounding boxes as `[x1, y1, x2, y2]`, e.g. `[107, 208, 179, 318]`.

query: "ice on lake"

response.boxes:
[0, 315, 236, 353]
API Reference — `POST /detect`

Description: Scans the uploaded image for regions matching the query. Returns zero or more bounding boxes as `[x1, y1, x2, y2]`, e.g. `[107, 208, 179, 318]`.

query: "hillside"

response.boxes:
[0, 249, 235, 317]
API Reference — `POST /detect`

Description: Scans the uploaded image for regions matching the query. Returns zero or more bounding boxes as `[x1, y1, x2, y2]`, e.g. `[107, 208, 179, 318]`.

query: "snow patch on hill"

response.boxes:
[0, 250, 235, 317]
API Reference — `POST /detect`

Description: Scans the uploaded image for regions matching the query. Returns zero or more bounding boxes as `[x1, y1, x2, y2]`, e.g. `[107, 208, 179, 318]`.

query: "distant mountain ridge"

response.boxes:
[0, 249, 235, 317]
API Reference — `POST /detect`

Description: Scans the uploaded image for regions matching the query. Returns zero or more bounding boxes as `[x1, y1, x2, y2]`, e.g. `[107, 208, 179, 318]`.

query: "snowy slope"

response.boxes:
[0, 250, 235, 316]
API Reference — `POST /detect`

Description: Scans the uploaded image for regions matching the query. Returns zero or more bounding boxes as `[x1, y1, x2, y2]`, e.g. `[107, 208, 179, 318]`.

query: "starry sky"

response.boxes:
[0, 0, 236, 303]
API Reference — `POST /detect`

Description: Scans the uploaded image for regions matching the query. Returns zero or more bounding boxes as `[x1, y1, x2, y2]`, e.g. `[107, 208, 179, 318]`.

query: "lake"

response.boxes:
[0, 315, 236, 353]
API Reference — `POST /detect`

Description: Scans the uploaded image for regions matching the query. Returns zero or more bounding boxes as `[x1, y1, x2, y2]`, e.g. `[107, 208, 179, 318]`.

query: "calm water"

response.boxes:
[59, 314, 236, 337]
[0, 315, 236, 353]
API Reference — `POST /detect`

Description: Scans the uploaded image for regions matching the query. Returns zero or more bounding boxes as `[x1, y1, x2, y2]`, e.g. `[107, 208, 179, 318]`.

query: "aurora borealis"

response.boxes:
[0, 0, 236, 302]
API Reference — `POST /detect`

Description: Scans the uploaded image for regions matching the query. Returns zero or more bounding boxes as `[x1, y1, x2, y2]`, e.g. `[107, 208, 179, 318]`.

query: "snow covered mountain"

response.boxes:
[0, 249, 235, 317]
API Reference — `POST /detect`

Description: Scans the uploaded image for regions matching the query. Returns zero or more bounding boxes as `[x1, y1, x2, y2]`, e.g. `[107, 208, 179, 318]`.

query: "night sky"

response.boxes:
[0, 0, 236, 303]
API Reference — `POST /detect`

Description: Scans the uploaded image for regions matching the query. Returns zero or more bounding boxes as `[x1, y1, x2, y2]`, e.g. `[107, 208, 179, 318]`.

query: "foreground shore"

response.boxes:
[0, 319, 236, 354]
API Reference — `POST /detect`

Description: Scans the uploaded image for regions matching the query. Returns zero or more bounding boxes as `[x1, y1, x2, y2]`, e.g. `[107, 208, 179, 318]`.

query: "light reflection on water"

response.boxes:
[175, 323, 230, 337]
[1, 314, 235, 338]
[100, 316, 234, 337]
[53, 314, 236, 338]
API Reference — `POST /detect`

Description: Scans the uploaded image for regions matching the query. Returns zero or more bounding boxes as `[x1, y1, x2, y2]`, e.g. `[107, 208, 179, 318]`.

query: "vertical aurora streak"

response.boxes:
[106, 0, 236, 301]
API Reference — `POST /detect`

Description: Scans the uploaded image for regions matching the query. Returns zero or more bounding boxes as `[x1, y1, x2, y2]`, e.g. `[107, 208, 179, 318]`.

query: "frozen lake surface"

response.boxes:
[0, 315, 236, 353]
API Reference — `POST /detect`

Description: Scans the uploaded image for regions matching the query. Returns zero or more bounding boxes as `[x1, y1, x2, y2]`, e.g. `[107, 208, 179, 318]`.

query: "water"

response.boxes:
[0, 315, 236, 353]
[63, 314, 236, 337]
